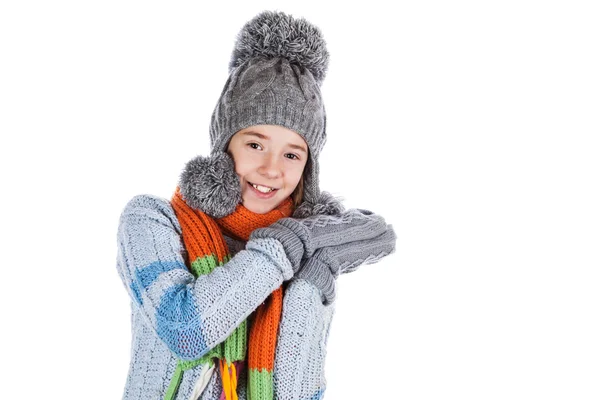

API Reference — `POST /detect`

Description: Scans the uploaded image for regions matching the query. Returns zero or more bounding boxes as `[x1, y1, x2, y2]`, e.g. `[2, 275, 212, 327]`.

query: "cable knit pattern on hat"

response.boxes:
[209, 10, 329, 207]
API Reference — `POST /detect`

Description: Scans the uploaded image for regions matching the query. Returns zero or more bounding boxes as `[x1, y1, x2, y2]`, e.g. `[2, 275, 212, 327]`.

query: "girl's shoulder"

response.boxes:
[122, 193, 171, 209]
[120, 194, 181, 233]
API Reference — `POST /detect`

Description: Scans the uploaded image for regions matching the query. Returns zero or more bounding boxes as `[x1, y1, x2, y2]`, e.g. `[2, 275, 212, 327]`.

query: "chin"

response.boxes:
[243, 199, 276, 214]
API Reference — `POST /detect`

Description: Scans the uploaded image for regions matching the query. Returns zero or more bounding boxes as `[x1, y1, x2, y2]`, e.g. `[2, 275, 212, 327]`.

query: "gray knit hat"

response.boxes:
[179, 10, 344, 218]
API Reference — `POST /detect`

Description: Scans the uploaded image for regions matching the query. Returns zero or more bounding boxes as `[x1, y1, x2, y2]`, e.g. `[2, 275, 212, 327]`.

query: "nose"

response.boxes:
[258, 153, 283, 179]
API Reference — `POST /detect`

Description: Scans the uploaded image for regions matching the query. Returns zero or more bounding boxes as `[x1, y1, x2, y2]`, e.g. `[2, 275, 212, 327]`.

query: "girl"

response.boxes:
[116, 10, 396, 400]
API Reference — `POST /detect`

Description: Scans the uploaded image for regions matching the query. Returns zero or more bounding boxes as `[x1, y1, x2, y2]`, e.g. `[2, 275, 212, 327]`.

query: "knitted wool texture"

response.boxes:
[117, 193, 338, 400]
[167, 186, 294, 400]
[208, 10, 329, 212]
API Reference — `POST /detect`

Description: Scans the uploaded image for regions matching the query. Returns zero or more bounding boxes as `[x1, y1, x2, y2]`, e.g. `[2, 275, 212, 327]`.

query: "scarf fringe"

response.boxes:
[219, 359, 239, 400]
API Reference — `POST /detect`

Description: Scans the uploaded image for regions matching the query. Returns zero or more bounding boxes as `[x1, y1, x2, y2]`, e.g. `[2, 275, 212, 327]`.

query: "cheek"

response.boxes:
[286, 167, 304, 187]
[230, 153, 249, 177]
[235, 161, 255, 178]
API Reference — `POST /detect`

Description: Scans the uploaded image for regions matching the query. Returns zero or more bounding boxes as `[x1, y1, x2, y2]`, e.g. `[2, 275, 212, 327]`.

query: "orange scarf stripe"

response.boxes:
[172, 187, 229, 263]
[169, 185, 295, 398]
[218, 201, 295, 241]
[248, 286, 283, 371]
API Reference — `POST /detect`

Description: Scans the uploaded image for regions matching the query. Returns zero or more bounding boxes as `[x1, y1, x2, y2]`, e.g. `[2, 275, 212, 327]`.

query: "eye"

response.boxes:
[248, 142, 262, 150]
[285, 153, 300, 160]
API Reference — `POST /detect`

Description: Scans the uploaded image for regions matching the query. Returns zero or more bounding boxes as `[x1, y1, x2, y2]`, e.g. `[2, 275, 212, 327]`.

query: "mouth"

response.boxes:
[248, 182, 279, 198]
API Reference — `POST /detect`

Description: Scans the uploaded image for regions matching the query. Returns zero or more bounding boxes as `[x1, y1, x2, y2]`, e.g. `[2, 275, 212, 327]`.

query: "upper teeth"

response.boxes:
[252, 183, 275, 193]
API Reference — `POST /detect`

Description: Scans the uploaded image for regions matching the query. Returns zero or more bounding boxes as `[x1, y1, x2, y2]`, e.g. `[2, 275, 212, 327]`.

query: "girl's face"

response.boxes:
[227, 124, 308, 214]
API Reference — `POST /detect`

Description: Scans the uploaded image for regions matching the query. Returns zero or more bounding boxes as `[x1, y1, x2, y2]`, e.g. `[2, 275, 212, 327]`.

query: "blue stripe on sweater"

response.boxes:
[309, 388, 325, 400]
[156, 284, 208, 360]
[135, 260, 186, 289]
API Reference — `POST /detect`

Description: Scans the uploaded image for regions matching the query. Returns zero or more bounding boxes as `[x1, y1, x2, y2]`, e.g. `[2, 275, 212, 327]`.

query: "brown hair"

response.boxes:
[291, 174, 304, 209]
[291, 148, 310, 210]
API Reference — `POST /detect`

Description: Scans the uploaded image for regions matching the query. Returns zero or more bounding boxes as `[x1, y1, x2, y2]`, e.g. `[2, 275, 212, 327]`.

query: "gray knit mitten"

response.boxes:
[296, 224, 397, 305]
[249, 209, 388, 274]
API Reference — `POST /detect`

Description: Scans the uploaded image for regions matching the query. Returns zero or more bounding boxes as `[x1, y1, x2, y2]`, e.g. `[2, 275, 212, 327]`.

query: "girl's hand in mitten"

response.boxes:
[249, 209, 388, 274]
[295, 224, 397, 305]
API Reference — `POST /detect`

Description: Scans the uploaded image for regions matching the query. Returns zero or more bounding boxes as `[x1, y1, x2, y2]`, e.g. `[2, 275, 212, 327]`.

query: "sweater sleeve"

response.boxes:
[274, 279, 336, 400]
[115, 194, 294, 361]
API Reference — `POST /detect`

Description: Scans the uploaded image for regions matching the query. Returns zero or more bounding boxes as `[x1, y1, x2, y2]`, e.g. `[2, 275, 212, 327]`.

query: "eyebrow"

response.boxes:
[241, 131, 308, 153]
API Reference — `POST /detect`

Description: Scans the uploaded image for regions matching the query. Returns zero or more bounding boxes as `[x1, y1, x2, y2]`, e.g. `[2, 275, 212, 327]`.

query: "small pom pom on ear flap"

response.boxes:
[292, 191, 345, 218]
[178, 152, 242, 218]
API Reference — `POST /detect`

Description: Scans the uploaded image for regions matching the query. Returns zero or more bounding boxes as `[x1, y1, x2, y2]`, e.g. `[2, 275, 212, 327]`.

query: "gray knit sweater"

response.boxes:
[116, 194, 335, 400]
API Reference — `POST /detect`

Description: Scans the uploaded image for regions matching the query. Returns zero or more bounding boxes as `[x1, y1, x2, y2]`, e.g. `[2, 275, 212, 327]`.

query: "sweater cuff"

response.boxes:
[245, 237, 295, 281]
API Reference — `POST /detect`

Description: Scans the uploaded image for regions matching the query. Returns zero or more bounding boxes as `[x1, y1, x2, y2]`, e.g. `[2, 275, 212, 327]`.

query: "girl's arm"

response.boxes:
[274, 278, 336, 400]
[116, 194, 294, 361]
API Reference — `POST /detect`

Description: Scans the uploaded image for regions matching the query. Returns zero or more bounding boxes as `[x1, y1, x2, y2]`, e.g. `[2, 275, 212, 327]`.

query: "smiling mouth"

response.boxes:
[249, 182, 279, 193]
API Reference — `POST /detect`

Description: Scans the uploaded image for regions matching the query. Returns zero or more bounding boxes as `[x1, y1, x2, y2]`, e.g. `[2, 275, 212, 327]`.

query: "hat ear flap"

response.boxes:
[179, 152, 242, 218]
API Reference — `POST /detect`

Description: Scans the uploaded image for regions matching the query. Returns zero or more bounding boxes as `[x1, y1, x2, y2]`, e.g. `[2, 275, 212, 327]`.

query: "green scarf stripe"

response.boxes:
[164, 363, 184, 400]
[190, 253, 246, 362]
[190, 253, 231, 277]
[164, 357, 212, 400]
[195, 321, 247, 363]
[164, 253, 242, 400]
[224, 320, 248, 363]
[248, 368, 274, 400]
[179, 357, 205, 371]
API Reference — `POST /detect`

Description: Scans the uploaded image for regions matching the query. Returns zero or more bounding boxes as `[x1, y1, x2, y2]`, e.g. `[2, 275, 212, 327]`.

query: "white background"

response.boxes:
[1, 1, 599, 399]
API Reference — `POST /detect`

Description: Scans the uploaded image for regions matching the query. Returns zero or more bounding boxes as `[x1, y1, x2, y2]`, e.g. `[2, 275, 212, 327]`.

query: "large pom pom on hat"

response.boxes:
[228, 10, 330, 86]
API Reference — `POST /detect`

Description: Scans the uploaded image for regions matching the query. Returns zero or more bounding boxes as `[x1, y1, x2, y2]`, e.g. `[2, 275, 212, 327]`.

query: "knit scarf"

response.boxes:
[164, 186, 294, 400]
